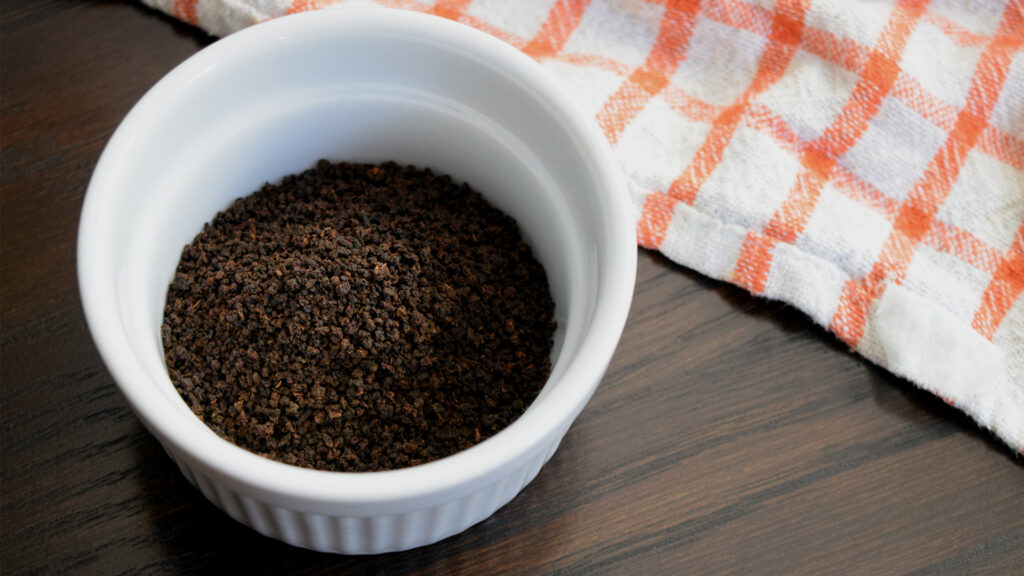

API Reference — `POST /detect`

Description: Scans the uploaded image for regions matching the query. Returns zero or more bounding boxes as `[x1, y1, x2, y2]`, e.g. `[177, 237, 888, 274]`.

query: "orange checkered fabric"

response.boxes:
[141, 0, 1024, 453]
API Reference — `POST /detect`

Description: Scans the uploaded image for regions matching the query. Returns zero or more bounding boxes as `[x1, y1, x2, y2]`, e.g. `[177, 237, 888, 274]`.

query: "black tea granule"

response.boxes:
[161, 160, 556, 472]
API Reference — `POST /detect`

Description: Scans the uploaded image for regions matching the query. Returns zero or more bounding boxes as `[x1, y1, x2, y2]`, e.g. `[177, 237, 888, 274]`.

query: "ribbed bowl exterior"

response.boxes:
[162, 437, 562, 554]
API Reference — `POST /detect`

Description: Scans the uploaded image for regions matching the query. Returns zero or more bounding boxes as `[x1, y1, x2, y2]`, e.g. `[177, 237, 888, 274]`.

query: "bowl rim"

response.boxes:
[78, 7, 636, 507]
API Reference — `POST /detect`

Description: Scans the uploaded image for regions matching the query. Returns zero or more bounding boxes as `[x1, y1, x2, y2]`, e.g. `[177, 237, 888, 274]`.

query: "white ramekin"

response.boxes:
[78, 8, 635, 554]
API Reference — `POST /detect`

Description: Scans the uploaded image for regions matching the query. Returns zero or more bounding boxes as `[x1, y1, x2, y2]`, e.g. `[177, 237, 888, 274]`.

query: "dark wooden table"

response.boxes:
[3, 2, 1022, 574]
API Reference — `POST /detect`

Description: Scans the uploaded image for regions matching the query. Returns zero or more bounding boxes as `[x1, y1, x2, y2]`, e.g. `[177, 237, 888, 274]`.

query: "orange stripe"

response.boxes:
[430, 0, 472, 20]
[829, 164, 901, 220]
[925, 220, 1003, 275]
[734, 231, 778, 293]
[802, 25, 870, 74]
[287, 0, 322, 14]
[665, 105, 744, 206]
[595, 0, 702, 144]
[922, 12, 992, 47]
[554, 53, 632, 76]
[637, 192, 677, 248]
[762, 0, 928, 246]
[704, 0, 773, 37]
[762, 149, 836, 244]
[522, 0, 591, 59]
[744, 103, 806, 156]
[972, 222, 1024, 340]
[831, 11, 1021, 347]
[173, 0, 199, 25]
[892, 73, 958, 131]
[978, 126, 1024, 172]
[662, 85, 722, 123]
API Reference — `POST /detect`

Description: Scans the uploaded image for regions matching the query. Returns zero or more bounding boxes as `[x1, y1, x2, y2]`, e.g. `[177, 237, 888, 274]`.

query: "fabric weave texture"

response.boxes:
[141, 0, 1024, 453]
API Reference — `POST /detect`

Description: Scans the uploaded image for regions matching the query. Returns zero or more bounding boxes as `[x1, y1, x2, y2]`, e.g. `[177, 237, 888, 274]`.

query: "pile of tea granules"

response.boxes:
[161, 160, 555, 472]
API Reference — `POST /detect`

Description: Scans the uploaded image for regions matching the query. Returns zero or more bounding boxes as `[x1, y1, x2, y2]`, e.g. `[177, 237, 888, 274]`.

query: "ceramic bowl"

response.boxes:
[78, 7, 635, 554]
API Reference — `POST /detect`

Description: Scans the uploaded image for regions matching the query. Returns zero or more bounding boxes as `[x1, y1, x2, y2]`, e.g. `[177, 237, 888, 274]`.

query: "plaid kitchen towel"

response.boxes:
[141, 0, 1024, 453]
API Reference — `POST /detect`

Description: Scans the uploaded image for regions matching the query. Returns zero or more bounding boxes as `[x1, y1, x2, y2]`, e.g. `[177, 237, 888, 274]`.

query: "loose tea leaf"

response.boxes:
[162, 160, 555, 472]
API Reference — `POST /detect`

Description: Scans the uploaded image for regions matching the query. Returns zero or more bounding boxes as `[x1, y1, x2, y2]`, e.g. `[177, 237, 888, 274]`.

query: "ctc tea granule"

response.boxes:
[161, 160, 555, 472]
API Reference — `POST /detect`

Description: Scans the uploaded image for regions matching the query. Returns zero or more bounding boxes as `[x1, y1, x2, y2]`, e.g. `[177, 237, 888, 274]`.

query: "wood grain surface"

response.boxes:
[2, 2, 1022, 574]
